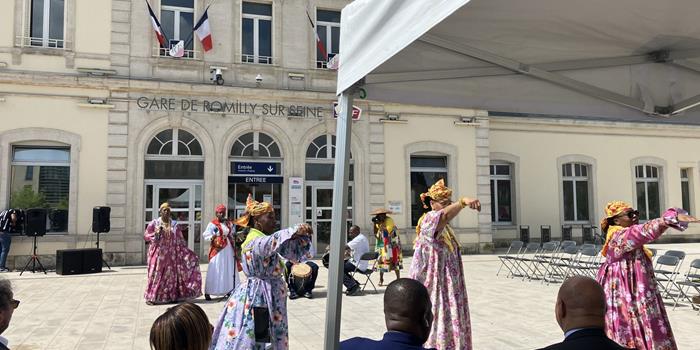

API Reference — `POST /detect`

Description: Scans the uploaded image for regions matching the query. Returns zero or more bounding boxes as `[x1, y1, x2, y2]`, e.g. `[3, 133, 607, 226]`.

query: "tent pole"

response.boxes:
[323, 90, 354, 350]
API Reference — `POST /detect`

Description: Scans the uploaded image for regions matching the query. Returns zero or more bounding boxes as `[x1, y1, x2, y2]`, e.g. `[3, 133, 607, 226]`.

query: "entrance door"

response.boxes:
[145, 181, 203, 254]
[305, 184, 352, 254]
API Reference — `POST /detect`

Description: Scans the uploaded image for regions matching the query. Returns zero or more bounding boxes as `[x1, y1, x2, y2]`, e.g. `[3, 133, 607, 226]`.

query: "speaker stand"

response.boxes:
[19, 236, 47, 275]
[95, 232, 112, 270]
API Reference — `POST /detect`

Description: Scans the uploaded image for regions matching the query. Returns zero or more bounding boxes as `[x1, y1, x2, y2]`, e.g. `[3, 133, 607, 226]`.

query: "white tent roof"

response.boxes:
[337, 0, 700, 123]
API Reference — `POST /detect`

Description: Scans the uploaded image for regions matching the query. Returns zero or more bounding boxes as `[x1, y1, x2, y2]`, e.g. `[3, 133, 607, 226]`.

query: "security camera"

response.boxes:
[255, 74, 263, 83]
[210, 68, 224, 85]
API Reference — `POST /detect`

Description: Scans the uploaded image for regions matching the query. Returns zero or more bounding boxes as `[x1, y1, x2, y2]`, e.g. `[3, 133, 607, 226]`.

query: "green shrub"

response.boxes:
[9, 187, 47, 209]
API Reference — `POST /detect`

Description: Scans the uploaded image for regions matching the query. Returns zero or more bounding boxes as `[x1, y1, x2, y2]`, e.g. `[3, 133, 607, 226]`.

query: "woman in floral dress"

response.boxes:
[597, 201, 698, 350]
[144, 202, 202, 305]
[409, 179, 481, 350]
[211, 194, 313, 350]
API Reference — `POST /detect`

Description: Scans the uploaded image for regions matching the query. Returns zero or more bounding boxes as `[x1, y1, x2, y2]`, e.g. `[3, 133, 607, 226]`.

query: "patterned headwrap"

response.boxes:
[232, 194, 273, 227]
[215, 204, 227, 214]
[419, 179, 452, 209]
[159, 202, 171, 212]
[600, 201, 652, 258]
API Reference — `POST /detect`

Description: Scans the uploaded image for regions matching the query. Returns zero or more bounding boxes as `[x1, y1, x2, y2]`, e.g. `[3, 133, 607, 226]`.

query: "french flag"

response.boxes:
[306, 10, 328, 61]
[146, 1, 166, 48]
[194, 7, 213, 52]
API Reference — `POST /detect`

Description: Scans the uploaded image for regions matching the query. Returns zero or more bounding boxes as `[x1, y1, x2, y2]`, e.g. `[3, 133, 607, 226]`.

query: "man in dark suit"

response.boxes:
[538, 276, 631, 350]
[340, 278, 436, 350]
[0, 278, 17, 350]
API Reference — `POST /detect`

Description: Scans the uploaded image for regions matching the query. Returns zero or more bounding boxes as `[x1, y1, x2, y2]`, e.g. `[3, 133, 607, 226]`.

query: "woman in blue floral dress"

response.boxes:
[210, 194, 313, 350]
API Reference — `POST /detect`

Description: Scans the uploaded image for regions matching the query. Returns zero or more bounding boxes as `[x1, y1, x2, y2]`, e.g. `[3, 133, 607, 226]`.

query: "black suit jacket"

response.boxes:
[538, 328, 632, 350]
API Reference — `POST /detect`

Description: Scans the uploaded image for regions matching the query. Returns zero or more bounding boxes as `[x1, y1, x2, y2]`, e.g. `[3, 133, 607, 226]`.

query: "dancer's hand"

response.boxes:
[460, 197, 481, 212]
[678, 214, 700, 223]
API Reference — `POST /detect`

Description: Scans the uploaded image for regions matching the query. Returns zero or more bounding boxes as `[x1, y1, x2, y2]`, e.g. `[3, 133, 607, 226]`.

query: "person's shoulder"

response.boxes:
[340, 337, 379, 349]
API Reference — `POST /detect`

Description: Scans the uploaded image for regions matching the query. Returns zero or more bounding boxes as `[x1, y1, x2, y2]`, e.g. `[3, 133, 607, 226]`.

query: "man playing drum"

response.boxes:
[283, 244, 318, 299]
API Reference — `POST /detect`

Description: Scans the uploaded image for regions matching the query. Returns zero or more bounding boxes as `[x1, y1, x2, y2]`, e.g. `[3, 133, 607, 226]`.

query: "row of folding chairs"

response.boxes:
[652, 250, 700, 313]
[496, 240, 603, 284]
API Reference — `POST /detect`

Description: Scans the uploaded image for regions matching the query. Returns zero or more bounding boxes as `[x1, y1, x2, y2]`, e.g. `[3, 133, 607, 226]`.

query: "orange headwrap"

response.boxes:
[600, 201, 652, 258]
[232, 194, 273, 227]
[215, 204, 226, 214]
[420, 179, 452, 209]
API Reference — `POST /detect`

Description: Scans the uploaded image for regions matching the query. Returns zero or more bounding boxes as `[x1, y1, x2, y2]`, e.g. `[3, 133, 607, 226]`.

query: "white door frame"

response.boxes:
[144, 180, 204, 252]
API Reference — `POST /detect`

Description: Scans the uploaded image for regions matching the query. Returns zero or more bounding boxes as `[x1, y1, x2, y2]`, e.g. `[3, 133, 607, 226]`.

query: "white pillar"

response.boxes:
[323, 91, 354, 350]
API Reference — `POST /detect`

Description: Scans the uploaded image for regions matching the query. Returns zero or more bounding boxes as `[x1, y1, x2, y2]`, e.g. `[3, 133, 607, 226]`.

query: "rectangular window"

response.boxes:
[161, 0, 195, 58]
[635, 165, 661, 220]
[681, 168, 692, 214]
[242, 2, 272, 64]
[316, 10, 340, 68]
[410, 156, 447, 226]
[29, 0, 65, 48]
[10, 147, 70, 232]
[562, 163, 590, 222]
[490, 163, 513, 224]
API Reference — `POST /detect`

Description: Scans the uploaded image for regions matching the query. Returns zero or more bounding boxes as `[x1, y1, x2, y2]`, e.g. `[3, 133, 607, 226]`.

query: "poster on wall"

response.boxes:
[288, 177, 304, 224]
[388, 201, 402, 214]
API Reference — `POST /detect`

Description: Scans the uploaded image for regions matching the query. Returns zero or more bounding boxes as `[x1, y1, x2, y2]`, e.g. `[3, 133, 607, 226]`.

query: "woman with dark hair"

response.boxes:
[596, 201, 698, 350]
[144, 202, 202, 305]
[150, 302, 212, 350]
[211, 194, 312, 350]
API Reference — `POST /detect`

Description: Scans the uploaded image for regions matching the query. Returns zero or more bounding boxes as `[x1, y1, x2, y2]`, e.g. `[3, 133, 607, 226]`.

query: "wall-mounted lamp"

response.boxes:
[288, 72, 305, 81]
[454, 116, 479, 126]
[380, 113, 407, 123]
[76, 67, 117, 76]
[78, 97, 114, 109]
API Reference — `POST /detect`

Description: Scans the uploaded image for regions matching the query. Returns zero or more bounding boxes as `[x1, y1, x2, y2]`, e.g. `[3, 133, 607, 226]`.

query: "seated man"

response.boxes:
[344, 225, 369, 296]
[538, 276, 631, 350]
[284, 245, 318, 299]
[340, 278, 436, 350]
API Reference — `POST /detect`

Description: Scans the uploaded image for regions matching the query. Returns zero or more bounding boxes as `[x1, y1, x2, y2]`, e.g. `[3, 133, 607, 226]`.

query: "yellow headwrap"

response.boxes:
[232, 194, 273, 227]
[600, 201, 652, 258]
[159, 202, 171, 212]
[420, 179, 452, 209]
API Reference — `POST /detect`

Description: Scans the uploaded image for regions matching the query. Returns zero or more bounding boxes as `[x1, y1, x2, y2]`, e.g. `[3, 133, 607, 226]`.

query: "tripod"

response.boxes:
[20, 236, 47, 275]
[95, 231, 112, 270]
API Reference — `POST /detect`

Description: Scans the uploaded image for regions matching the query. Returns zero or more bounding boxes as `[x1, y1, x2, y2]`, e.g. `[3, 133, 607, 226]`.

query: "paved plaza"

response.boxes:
[3, 243, 699, 350]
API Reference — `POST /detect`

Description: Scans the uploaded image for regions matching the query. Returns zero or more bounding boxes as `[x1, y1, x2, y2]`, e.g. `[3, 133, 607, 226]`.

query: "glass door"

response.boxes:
[145, 181, 203, 254]
[305, 184, 352, 255]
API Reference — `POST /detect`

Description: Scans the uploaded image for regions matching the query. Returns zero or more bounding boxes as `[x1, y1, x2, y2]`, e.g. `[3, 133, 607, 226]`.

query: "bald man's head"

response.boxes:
[555, 276, 606, 332]
[384, 278, 433, 343]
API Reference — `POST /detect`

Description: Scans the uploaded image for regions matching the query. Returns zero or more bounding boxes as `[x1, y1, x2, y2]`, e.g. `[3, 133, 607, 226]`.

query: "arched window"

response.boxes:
[304, 134, 354, 253]
[144, 128, 204, 251]
[305, 135, 353, 181]
[230, 131, 281, 158]
[147, 129, 202, 156]
[229, 132, 283, 227]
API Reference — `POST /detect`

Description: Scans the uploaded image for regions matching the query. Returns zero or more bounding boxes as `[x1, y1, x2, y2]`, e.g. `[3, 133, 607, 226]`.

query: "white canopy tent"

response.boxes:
[324, 0, 700, 349]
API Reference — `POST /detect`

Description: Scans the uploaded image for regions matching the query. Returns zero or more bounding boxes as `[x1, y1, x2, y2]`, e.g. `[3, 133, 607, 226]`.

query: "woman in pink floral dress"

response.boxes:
[144, 202, 202, 305]
[597, 201, 698, 350]
[409, 179, 481, 350]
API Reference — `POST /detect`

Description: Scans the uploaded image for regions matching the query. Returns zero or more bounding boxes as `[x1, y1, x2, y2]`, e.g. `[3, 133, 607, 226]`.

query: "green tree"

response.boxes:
[9, 187, 47, 209]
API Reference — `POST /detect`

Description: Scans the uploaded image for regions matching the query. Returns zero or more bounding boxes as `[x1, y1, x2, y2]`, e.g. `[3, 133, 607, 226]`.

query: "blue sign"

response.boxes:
[232, 162, 279, 175]
[229, 176, 284, 184]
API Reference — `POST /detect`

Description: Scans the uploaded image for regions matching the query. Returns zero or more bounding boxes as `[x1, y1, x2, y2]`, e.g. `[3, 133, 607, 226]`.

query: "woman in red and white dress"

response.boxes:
[202, 204, 241, 300]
